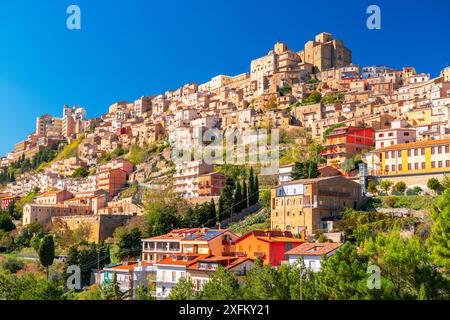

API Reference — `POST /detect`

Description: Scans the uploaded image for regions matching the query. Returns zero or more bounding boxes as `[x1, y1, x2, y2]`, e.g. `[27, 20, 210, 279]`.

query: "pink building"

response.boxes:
[97, 159, 135, 176]
[375, 128, 416, 149]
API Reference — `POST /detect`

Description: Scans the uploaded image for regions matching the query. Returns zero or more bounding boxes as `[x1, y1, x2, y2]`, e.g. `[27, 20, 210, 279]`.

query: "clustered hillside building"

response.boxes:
[99, 227, 317, 299]
[0, 31, 448, 276]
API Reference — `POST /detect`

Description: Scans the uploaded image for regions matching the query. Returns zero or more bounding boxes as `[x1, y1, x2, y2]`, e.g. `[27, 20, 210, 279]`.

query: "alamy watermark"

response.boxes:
[170, 128, 280, 176]
[67, 5, 81, 30]
[367, 5, 381, 30]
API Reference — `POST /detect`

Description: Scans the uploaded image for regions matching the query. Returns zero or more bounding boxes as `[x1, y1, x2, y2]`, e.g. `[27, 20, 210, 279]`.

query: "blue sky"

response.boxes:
[0, 0, 449, 155]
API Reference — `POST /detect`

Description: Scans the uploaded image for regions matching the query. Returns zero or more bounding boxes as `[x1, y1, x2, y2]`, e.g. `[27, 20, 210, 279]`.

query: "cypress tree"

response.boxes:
[38, 234, 55, 280]
[255, 175, 260, 205]
[249, 167, 255, 206]
[233, 181, 242, 214]
[242, 180, 248, 210]
[209, 198, 217, 227]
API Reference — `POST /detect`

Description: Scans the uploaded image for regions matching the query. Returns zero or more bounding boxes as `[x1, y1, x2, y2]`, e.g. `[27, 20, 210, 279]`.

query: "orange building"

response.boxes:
[97, 168, 127, 197]
[235, 230, 305, 266]
[198, 172, 227, 197]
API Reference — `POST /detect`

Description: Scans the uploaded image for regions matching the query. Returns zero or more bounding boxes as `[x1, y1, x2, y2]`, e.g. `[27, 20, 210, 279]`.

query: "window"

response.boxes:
[408, 164, 412, 171]
[398, 164, 402, 171]
[415, 163, 419, 170]
[431, 148, 435, 155]
[385, 166, 389, 173]
[438, 147, 443, 154]
[439, 161, 443, 168]
[391, 151, 396, 158]
[414, 149, 419, 157]
[432, 161, 436, 168]
[407, 150, 411, 157]
[422, 162, 426, 169]
[404, 132, 410, 136]
[385, 152, 390, 159]
[398, 150, 402, 157]
[421, 148, 425, 156]
[446, 160, 450, 167]
[446, 146, 449, 153]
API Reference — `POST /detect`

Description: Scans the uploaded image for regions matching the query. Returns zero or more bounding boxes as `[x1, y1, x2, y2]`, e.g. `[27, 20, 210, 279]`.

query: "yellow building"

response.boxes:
[366, 138, 450, 176]
[271, 176, 361, 236]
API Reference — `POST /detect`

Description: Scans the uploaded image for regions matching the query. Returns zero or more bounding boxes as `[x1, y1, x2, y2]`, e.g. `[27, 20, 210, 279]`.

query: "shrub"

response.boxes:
[393, 181, 407, 194]
[384, 197, 397, 208]
[0, 257, 24, 274]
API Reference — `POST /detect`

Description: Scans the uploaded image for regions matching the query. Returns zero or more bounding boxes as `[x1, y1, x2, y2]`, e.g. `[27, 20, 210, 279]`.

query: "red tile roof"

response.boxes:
[156, 254, 210, 267]
[285, 243, 343, 256]
[108, 262, 152, 271]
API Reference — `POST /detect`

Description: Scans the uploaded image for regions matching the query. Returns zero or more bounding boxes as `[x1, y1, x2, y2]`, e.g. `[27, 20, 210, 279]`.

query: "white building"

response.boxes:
[285, 243, 343, 273]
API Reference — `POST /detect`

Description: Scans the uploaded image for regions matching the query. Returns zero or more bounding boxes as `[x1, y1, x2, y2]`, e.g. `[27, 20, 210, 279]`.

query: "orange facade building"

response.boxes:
[198, 172, 227, 197]
[235, 230, 305, 266]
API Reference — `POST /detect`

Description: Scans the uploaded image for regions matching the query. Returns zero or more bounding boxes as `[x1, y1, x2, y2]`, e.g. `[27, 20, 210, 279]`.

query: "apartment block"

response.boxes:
[322, 126, 375, 166]
[173, 161, 215, 198]
[271, 176, 362, 235]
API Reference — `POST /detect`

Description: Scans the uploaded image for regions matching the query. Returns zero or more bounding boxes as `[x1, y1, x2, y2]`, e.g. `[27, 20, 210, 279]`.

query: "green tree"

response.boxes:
[363, 229, 449, 299]
[367, 181, 378, 194]
[100, 273, 127, 300]
[248, 168, 255, 205]
[218, 184, 235, 221]
[302, 91, 322, 105]
[71, 166, 89, 178]
[116, 228, 142, 260]
[135, 285, 154, 300]
[0, 212, 15, 232]
[201, 267, 241, 300]
[254, 175, 260, 205]
[291, 160, 319, 180]
[146, 204, 181, 236]
[340, 159, 356, 173]
[427, 190, 450, 275]
[242, 180, 248, 210]
[169, 277, 198, 300]
[412, 186, 423, 195]
[393, 181, 407, 194]
[233, 181, 242, 214]
[208, 199, 217, 227]
[379, 180, 394, 195]
[64, 245, 80, 282]
[427, 178, 442, 195]
[38, 235, 55, 280]
[311, 242, 372, 300]
[242, 260, 290, 300]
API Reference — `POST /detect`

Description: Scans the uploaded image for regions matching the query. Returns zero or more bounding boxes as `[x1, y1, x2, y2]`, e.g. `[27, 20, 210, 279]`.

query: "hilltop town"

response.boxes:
[0, 32, 449, 300]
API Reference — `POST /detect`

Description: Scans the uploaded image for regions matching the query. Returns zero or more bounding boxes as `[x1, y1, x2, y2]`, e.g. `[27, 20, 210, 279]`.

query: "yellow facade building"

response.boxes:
[271, 176, 361, 236]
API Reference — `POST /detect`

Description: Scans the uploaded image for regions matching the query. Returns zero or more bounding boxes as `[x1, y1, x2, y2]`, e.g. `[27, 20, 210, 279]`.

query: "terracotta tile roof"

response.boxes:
[376, 138, 450, 152]
[107, 262, 152, 271]
[142, 228, 201, 241]
[285, 243, 343, 256]
[38, 190, 64, 197]
[156, 254, 210, 267]
[237, 230, 305, 244]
